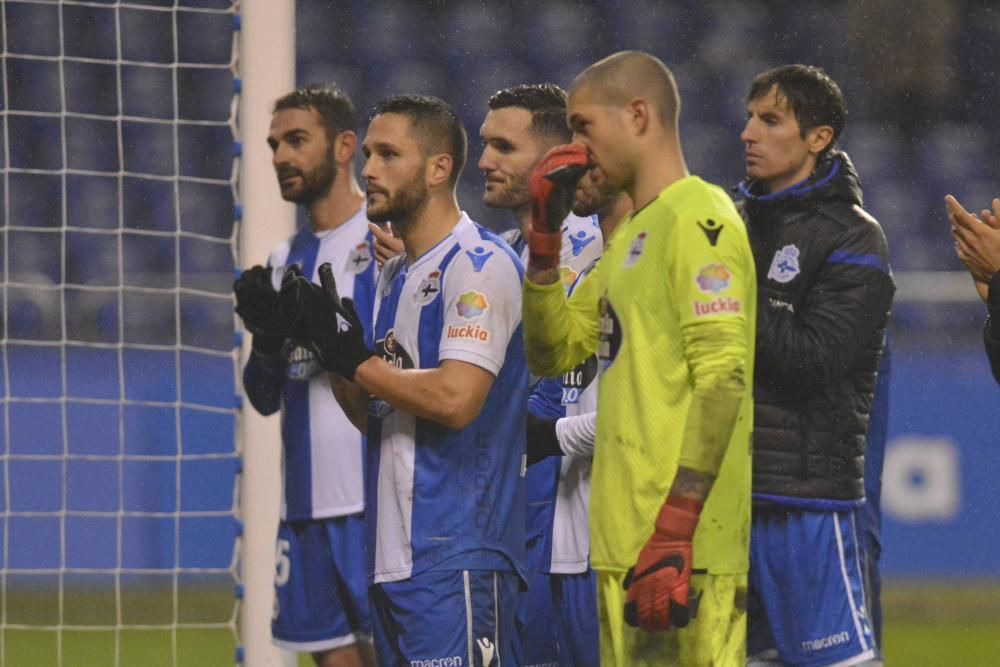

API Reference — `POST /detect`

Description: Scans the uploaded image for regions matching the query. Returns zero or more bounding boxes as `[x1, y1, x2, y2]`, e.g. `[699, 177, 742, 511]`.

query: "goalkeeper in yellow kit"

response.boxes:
[522, 51, 756, 666]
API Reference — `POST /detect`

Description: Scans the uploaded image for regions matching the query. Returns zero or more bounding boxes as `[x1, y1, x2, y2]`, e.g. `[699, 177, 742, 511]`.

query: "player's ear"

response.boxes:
[624, 97, 650, 137]
[334, 130, 357, 164]
[806, 125, 834, 156]
[426, 153, 454, 188]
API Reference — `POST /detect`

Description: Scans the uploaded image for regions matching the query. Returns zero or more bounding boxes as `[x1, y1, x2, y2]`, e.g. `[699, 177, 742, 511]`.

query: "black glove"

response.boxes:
[233, 265, 285, 355]
[277, 263, 373, 379]
[526, 413, 563, 466]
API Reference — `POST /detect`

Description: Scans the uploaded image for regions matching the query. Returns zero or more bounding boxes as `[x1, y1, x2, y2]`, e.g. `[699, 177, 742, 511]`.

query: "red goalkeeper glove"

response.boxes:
[623, 495, 702, 632]
[528, 144, 590, 270]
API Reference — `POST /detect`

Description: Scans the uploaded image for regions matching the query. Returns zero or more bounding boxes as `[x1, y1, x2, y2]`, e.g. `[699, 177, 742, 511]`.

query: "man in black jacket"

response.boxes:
[738, 65, 895, 667]
[946, 194, 1000, 384]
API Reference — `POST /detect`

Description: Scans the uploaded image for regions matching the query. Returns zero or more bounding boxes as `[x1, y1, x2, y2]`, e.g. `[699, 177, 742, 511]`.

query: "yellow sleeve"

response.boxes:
[667, 205, 754, 477]
[677, 319, 748, 475]
[522, 259, 606, 377]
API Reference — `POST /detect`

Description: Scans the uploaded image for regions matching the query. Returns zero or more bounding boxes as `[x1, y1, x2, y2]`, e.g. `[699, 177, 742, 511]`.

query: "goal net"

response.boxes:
[1, 1, 241, 665]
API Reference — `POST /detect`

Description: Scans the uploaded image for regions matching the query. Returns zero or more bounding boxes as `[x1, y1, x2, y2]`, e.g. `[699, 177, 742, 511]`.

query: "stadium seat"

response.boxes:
[442, 2, 512, 60]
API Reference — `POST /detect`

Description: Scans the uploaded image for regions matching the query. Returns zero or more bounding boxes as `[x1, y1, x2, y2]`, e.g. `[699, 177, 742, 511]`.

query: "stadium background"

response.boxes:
[2, 0, 999, 665]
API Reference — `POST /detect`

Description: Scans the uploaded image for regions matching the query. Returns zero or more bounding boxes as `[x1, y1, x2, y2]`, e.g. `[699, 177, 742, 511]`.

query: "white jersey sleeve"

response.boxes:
[556, 411, 597, 458]
[437, 238, 522, 376]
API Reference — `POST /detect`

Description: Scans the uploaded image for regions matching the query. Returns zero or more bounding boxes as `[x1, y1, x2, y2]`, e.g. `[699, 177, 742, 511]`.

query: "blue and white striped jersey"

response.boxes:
[367, 213, 528, 584]
[549, 259, 601, 574]
[243, 205, 377, 522]
[505, 214, 602, 572]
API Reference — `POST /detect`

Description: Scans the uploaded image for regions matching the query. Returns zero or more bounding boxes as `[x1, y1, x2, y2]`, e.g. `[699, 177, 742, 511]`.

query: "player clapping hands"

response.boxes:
[234, 265, 286, 356]
[277, 263, 373, 380]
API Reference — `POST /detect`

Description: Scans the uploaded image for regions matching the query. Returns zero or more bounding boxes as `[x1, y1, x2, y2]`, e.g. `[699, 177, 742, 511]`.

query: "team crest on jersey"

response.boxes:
[285, 344, 324, 380]
[456, 290, 489, 319]
[465, 246, 494, 273]
[767, 244, 801, 283]
[414, 271, 441, 305]
[623, 231, 647, 267]
[695, 263, 731, 293]
[569, 230, 597, 257]
[346, 243, 372, 273]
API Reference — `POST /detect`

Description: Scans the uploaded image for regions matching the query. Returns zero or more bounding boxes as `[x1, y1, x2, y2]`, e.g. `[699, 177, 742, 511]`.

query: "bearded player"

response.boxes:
[277, 95, 527, 667]
[235, 85, 376, 667]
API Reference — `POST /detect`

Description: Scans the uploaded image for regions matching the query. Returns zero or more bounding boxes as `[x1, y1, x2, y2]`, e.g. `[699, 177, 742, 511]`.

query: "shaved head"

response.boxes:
[571, 51, 680, 133]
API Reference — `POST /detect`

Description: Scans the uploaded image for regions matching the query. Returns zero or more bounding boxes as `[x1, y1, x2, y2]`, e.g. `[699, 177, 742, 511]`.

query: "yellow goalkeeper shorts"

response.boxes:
[597, 569, 747, 667]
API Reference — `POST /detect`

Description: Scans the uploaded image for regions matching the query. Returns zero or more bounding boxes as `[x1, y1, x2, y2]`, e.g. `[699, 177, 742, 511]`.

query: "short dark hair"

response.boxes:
[747, 65, 847, 154]
[488, 83, 570, 143]
[370, 95, 468, 186]
[273, 84, 356, 140]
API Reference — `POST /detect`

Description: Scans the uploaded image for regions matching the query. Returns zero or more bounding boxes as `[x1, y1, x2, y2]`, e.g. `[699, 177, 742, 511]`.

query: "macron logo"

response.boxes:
[477, 637, 495, 666]
[802, 631, 849, 652]
[410, 658, 463, 667]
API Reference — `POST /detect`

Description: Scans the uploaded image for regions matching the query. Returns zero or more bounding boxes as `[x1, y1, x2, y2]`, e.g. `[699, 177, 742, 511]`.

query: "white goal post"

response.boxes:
[236, 1, 297, 666]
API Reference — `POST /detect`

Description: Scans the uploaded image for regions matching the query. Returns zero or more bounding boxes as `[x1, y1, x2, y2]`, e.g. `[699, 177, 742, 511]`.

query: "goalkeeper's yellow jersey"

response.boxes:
[524, 176, 756, 574]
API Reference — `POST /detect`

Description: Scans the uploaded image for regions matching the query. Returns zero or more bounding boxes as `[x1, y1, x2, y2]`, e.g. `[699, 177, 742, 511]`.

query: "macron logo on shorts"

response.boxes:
[410, 658, 463, 667]
[802, 631, 850, 652]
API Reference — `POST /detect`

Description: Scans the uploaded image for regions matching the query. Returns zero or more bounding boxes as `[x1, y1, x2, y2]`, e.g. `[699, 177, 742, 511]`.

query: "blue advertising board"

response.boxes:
[880, 344, 1000, 577]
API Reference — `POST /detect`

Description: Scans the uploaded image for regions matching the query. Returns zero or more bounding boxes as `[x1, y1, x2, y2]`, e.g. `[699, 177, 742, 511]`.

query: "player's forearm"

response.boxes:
[352, 358, 487, 430]
[326, 373, 369, 434]
[666, 466, 716, 503]
[555, 411, 596, 458]
[523, 277, 597, 377]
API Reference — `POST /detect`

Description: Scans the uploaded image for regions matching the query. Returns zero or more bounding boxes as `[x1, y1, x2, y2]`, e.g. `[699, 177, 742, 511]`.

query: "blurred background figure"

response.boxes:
[946, 195, 1000, 384]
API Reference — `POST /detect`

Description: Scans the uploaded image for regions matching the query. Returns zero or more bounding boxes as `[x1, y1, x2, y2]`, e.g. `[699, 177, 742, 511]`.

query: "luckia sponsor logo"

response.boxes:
[446, 323, 490, 342]
[692, 297, 741, 317]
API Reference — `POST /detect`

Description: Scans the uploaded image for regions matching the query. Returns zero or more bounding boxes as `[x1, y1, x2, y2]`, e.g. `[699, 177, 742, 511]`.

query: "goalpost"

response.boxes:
[236, 1, 296, 666]
[0, 0, 294, 665]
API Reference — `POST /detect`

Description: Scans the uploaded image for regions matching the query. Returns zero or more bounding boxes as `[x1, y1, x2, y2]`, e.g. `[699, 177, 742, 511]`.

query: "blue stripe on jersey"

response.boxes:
[417, 244, 460, 368]
[484, 226, 525, 281]
[281, 228, 321, 519]
[525, 377, 565, 546]
[288, 227, 321, 278]
[409, 243, 462, 566]
[366, 262, 407, 571]
[826, 251, 889, 275]
[281, 380, 312, 518]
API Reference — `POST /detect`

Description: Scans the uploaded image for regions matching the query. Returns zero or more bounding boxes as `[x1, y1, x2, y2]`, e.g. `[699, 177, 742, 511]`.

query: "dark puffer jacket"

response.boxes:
[738, 151, 895, 507]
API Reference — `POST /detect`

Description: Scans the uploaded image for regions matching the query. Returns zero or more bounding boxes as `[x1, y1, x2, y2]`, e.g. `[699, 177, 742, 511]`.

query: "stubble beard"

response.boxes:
[367, 167, 429, 227]
[482, 172, 530, 211]
[281, 147, 337, 206]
